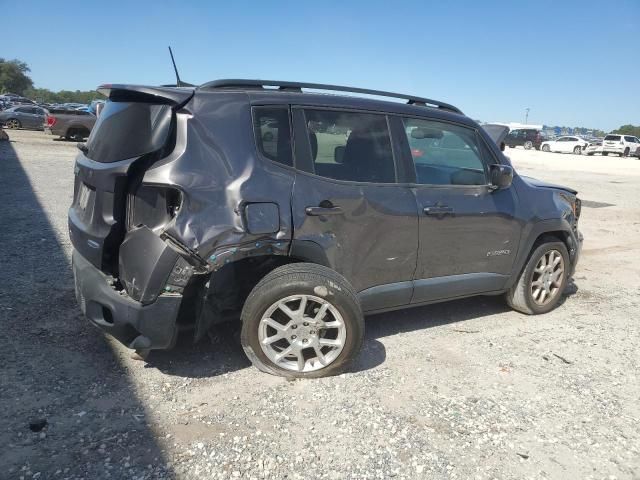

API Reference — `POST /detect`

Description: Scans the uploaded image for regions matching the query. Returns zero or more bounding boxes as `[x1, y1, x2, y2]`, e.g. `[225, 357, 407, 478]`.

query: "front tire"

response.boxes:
[623, 148, 630, 157]
[524, 141, 533, 150]
[240, 263, 364, 378]
[506, 240, 570, 315]
[542, 145, 550, 152]
[603, 152, 608, 156]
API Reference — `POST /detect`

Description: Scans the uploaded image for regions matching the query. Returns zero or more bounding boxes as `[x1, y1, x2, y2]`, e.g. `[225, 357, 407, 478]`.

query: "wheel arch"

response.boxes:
[506, 220, 575, 290]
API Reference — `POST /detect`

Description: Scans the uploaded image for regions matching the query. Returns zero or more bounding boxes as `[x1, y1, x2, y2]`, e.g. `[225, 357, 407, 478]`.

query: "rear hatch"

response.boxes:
[68, 85, 193, 273]
[603, 134, 621, 149]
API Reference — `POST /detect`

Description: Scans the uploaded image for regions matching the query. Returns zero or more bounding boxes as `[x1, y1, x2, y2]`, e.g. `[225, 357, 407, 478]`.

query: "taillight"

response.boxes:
[46, 115, 56, 127]
[411, 148, 424, 158]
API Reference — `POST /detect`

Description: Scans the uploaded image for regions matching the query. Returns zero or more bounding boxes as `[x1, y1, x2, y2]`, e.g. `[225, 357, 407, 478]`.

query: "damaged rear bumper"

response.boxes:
[72, 250, 182, 350]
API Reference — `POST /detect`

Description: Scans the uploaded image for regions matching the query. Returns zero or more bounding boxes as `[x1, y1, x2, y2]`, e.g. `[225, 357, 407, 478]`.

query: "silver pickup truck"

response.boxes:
[44, 109, 96, 140]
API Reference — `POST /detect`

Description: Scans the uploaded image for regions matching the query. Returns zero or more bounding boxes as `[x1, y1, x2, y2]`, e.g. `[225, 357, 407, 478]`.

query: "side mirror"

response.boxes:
[489, 164, 513, 190]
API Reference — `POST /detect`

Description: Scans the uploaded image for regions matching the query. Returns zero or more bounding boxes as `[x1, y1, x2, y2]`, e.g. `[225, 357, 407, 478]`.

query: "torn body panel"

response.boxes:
[70, 90, 295, 350]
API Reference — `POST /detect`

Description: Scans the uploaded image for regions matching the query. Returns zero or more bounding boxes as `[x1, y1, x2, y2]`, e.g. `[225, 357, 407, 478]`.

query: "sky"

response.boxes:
[3, 0, 638, 131]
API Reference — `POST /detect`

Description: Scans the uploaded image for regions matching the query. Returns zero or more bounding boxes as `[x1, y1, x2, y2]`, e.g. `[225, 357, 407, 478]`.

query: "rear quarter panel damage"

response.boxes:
[139, 91, 295, 270]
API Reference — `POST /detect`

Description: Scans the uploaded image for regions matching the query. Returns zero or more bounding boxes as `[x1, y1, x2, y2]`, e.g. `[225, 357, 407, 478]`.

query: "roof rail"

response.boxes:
[199, 79, 462, 114]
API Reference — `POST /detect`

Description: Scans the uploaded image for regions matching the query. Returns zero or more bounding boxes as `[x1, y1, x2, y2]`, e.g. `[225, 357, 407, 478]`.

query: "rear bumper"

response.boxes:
[602, 145, 624, 153]
[72, 250, 182, 350]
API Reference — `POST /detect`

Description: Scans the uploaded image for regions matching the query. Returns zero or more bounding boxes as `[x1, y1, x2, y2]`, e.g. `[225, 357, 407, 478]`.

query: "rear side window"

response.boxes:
[86, 101, 172, 163]
[402, 118, 487, 186]
[303, 109, 396, 183]
[604, 135, 621, 141]
[624, 136, 635, 142]
[253, 107, 293, 167]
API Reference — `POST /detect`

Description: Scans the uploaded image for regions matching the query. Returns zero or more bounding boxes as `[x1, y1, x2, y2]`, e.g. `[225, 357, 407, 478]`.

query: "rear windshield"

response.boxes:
[86, 101, 172, 163]
[604, 135, 621, 141]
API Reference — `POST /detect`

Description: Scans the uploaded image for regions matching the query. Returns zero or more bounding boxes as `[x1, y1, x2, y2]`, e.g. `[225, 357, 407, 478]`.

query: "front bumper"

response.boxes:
[568, 227, 583, 277]
[72, 250, 182, 350]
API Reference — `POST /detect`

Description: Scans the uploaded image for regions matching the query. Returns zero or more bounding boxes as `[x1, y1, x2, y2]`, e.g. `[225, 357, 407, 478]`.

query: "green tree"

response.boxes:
[0, 58, 33, 95]
[612, 125, 640, 137]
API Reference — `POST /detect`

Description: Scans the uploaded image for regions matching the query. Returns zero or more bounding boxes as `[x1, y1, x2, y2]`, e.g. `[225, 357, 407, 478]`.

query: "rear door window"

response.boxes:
[252, 107, 293, 167]
[86, 101, 173, 163]
[302, 109, 396, 183]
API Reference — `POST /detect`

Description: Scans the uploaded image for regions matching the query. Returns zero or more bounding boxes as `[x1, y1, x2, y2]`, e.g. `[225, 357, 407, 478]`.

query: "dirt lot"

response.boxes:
[1, 129, 639, 480]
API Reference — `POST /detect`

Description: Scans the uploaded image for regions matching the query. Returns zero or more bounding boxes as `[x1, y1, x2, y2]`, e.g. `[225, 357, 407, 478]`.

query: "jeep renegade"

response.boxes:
[70, 80, 583, 378]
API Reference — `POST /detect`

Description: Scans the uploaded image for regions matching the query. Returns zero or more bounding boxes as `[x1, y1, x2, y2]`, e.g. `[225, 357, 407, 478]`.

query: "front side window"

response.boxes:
[304, 109, 395, 183]
[403, 118, 488, 186]
[253, 107, 293, 167]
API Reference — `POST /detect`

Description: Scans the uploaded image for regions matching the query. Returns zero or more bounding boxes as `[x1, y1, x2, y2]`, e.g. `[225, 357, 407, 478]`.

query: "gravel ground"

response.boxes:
[1, 129, 639, 480]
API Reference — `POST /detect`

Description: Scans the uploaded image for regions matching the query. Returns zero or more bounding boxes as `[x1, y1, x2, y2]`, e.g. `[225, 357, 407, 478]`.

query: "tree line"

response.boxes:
[2, 58, 638, 132]
[0, 58, 101, 104]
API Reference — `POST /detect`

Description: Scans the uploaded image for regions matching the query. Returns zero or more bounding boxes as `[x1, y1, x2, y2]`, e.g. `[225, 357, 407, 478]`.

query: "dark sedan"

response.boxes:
[0, 105, 47, 130]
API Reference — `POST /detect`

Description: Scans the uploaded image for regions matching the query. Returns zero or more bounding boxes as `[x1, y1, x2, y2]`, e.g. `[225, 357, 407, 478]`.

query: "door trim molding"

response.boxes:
[357, 272, 509, 313]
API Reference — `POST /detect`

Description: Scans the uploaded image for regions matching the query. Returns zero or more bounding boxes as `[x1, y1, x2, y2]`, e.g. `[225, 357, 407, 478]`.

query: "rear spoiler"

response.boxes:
[481, 124, 509, 151]
[97, 84, 194, 106]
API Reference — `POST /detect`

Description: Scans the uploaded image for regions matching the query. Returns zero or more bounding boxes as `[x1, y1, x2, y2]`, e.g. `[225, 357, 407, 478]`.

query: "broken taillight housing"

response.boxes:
[127, 185, 182, 231]
[46, 115, 57, 127]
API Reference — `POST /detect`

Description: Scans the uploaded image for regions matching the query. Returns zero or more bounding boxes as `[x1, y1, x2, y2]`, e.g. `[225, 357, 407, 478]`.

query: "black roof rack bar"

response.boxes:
[199, 79, 462, 114]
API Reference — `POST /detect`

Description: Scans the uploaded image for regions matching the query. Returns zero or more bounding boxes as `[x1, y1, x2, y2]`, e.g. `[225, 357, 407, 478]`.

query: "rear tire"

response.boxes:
[240, 263, 364, 378]
[506, 240, 570, 315]
[524, 141, 533, 150]
[65, 128, 89, 141]
[623, 148, 630, 157]
[542, 145, 550, 152]
[573, 146, 582, 155]
[5, 118, 21, 129]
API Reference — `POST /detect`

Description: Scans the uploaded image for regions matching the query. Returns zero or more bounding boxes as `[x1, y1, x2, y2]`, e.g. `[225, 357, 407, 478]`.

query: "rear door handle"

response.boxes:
[423, 206, 454, 215]
[305, 206, 343, 216]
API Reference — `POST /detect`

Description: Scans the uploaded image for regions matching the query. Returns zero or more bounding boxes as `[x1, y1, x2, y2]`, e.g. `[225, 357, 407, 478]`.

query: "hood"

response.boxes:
[520, 175, 578, 195]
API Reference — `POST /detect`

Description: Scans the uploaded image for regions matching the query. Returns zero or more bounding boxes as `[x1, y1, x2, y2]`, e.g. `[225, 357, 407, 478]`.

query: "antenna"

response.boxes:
[168, 46, 185, 87]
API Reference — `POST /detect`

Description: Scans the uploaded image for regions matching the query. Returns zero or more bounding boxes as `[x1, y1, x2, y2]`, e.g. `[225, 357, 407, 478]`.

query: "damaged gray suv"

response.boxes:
[70, 80, 583, 378]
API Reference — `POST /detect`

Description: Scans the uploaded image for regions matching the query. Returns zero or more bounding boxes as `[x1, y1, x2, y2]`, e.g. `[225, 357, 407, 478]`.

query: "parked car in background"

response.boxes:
[541, 136, 589, 154]
[583, 140, 603, 156]
[0, 105, 47, 130]
[602, 134, 640, 157]
[504, 128, 547, 150]
[44, 108, 96, 140]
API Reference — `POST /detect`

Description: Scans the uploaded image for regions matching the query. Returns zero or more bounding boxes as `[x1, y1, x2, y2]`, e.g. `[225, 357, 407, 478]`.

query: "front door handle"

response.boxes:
[305, 206, 343, 216]
[423, 206, 454, 215]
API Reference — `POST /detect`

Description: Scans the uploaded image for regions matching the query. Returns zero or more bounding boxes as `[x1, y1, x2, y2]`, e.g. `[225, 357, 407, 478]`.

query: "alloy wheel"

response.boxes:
[6, 119, 20, 129]
[258, 294, 346, 372]
[530, 249, 565, 305]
